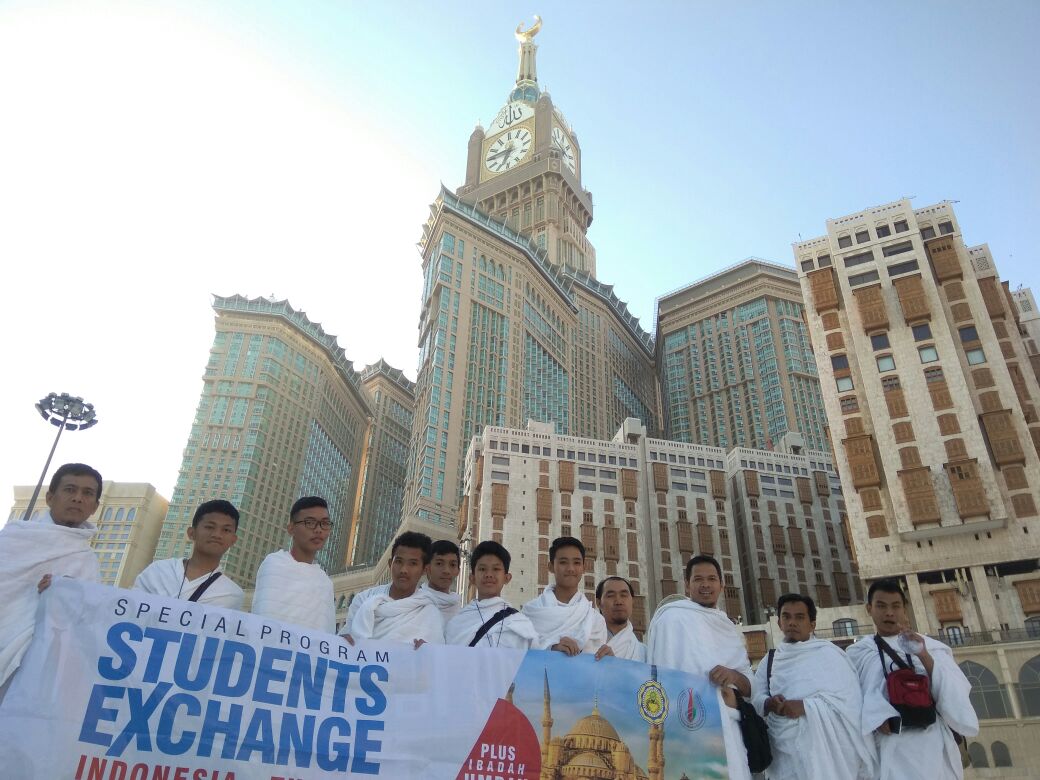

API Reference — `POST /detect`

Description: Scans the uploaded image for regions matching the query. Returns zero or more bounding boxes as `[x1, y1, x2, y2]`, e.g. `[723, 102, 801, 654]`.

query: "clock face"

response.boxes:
[484, 128, 533, 173]
[552, 126, 576, 173]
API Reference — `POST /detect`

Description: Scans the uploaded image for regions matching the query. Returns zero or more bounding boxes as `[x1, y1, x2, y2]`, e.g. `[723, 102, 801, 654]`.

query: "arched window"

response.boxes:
[832, 618, 857, 637]
[959, 660, 1009, 719]
[1026, 616, 1040, 638]
[103, 508, 113, 521]
[127, 508, 136, 522]
[967, 743, 989, 767]
[1018, 655, 1040, 716]
[115, 508, 124, 522]
[991, 741, 1012, 767]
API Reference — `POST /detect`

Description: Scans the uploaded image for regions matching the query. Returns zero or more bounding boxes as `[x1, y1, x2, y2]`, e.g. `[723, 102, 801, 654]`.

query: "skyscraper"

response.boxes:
[155, 294, 371, 585]
[407, 22, 659, 529]
[347, 360, 415, 566]
[795, 199, 1040, 636]
[656, 259, 828, 452]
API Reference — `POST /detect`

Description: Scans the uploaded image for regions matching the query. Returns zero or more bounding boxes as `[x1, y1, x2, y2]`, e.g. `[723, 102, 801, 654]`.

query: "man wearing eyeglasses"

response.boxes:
[251, 496, 336, 633]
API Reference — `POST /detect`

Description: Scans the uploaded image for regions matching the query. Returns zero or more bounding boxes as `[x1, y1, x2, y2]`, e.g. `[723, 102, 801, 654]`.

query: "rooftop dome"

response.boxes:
[565, 751, 610, 769]
[566, 711, 621, 742]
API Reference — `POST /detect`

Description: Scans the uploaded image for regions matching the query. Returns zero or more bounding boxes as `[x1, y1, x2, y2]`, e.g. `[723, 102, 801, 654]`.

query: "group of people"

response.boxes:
[0, 462, 980, 779]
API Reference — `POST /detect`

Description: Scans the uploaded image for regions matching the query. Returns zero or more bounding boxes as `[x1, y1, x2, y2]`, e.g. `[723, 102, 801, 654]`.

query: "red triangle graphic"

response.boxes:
[455, 698, 541, 780]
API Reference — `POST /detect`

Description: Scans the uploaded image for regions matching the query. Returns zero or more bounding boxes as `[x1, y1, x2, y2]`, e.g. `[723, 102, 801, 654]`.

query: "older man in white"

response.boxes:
[753, 594, 876, 780]
[647, 555, 753, 780]
[0, 463, 102, 691]
[594, 576, 646, 662]
[847, 579, 978, 780]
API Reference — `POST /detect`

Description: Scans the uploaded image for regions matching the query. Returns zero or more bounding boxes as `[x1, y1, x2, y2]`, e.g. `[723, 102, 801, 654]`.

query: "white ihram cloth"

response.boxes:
[751, 638, 877, 780]
[847, 633, 978, 780]
[521, 586, 608, 653]
[445, 597, 539, 649]
[421, 583, 462, 623]
[0, 512, 99, 686]
[133, 558, 244, 610]
[251, 550, 335, 633]
[344, 583, 390, 633]
[646, 599, 754, 780]
[348, 588, 445, 644]
[606, 622, 647, 662]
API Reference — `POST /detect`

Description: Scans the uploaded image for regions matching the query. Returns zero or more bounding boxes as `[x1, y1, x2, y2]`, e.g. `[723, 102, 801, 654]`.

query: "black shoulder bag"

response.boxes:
[735, 657, 772, 773]
[469, 607, 518, 647]
[188, 571, 223, 603]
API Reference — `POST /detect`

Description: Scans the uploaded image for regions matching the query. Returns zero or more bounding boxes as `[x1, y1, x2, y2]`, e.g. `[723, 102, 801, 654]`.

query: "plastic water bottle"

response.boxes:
[897, 630, 925, 655]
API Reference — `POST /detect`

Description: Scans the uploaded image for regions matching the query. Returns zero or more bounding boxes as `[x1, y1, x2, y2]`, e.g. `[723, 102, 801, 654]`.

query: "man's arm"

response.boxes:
[709, 665, 751, 697]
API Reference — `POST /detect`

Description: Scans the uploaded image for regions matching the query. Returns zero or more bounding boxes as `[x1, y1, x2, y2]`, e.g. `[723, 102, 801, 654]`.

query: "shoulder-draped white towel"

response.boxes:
[847, 633, 978, 780]
[133, 557, 244, 610]
[445, 597, 539, 649]
[751, 638, 877, 780]
[606, 622, 647, 662]
[251, 549, 335, 633]
[0, 512, 99, 686]
[420, 583, 462, 623]
[646, 599, 753, 780]
[521, 586, 608, 653]
[348, 588, 445, 644]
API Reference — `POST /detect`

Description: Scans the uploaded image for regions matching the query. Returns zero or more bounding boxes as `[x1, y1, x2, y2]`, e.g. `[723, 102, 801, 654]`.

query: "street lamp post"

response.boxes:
[22, 393, 98, 520]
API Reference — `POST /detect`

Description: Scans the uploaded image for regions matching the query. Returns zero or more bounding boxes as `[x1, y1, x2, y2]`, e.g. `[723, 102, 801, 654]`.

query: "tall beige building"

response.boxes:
[656, 259, 828, 452]
[9, 481, 168, 587]
[794, 199, 1040, 639]
[407, 23, 658, 530]
[155, 294, 372, 586]
[347, 360, 415, 566]
[1010, 287, 1040, 385]
[459, 420, 862, 628]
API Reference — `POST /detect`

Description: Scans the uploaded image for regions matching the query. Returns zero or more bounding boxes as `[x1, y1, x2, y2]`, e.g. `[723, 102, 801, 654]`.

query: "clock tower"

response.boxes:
[457, 16, 597, 277]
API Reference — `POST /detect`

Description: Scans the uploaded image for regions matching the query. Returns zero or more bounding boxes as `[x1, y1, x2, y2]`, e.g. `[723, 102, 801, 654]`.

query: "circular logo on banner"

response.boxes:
[676, 688, 706, 731]
[637, 679, 668, 725]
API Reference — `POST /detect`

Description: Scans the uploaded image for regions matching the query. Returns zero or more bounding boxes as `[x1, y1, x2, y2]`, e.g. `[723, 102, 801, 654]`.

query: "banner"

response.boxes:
[0, 580, 728, 779]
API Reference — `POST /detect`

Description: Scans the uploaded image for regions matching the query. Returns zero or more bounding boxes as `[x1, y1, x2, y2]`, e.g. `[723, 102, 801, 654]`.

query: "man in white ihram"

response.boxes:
[753, 593, 876, 779]
[593, 576, 647, 662]
[646, 554, 753, 780]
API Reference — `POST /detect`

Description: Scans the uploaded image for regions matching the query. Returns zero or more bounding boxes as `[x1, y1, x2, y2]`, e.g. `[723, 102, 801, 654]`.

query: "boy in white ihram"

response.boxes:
[445, 540, 538, 648]
[251, 496, 336, 632]
[522, 536, 606, 655]
[421, 538, 462, 623]
[134, 499, 244, 608]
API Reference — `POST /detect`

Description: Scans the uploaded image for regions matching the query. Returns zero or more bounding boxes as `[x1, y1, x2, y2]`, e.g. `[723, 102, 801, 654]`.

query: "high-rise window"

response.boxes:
[919, 346, 939, 363]
[912, 324, 933, 341]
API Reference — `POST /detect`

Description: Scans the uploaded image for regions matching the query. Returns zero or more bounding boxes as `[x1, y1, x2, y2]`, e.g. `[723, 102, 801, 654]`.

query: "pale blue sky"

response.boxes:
[1, 0, 1037, 503]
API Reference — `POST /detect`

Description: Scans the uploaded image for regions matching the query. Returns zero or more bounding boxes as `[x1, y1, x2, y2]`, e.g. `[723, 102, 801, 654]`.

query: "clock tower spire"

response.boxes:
[458, 17, 597, 276]
[512, 15, 541, 103]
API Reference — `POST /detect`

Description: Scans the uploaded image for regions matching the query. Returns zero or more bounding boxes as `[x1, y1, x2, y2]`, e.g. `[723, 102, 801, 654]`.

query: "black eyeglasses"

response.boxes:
[293, 518, 333, 530]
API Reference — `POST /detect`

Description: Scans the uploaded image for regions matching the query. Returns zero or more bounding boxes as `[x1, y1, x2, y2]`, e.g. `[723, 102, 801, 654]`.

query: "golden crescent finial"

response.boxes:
[515, 15, 542, 43]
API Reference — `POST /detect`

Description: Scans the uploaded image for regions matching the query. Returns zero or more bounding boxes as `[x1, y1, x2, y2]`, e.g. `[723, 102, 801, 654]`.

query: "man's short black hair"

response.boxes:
[595, 576, 634, 601]
[777, 593, 817, 622]
[392, 531, 433, 564]
[49, 463, 103, 500]
[470, 540, 511, 573]
[290, 496, 328, 520]
[549, 536, 585, 563]
[192, 499, 240, 530]
[685, 554, 722, 582]
[430, 539, 461, 561]
[867, 578, 907, 605]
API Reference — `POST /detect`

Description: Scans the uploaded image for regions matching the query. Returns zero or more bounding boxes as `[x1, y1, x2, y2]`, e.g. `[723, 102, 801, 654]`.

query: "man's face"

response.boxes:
[598, 579, 633, 628]
[426, 552, 460, 592]
[778, 600, 815, 643]
[187, 512, 237, 559]
[45, 474, 101, 526]
[391, 545, 426, 596]
[866, 591, 908, 636]
[551, 545, 584, 592]
[473, 554, 511, 600]
[687, 562, 723, 608]
[287, 505, 331, 557]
